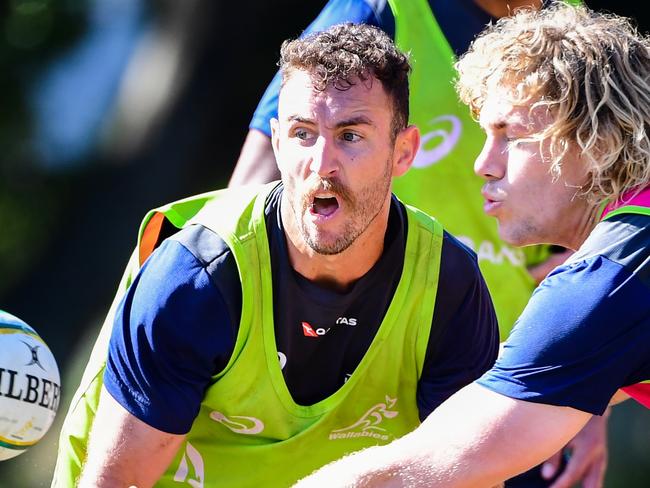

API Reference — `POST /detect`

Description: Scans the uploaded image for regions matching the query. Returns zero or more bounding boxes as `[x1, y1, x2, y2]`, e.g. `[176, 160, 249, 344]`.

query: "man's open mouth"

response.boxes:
[310, 195, 340, 217]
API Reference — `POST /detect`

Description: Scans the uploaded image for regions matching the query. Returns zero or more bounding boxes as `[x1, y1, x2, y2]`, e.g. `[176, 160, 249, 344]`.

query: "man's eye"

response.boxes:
[295, 129, 309, 140]
[342, 132, 360, 142]
[506, 136, 521, 146]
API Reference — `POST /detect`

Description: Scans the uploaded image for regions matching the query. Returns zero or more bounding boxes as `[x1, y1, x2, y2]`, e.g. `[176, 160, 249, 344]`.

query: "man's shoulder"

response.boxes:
[442, 229, 478, 263]
[170, 224, 233, 268]
[136, 223, 240, 303]
[524, 213, 650, 323]
[163, 225, 241, 295]
[433, 230, 488, 319]
[569, 212, 650, 280]
[479, 214, 650, 414]
[134, 225, 242, 340]
[438, 229, 481, 283]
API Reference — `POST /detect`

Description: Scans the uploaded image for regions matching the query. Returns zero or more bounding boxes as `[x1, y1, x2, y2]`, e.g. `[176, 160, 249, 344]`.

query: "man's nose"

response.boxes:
[309, 136, 338, 177]
[474, 137, 506, 181]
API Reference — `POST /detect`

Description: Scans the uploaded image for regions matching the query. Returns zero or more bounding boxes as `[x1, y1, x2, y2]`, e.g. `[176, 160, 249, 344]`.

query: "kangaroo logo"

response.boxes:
[412, 115, 462, 168]
[21, 340, 46, 371]
[209, 411, 265, 435]
[329, 396, 399, 441]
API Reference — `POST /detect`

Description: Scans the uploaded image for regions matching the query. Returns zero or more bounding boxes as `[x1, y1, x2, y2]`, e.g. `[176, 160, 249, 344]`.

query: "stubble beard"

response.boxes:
[295, 160, 393, 256]
[499, 215, 542, 247]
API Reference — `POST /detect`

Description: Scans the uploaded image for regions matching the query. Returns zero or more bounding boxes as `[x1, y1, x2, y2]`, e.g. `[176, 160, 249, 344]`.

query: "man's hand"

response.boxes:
[540, 410, 609, 488]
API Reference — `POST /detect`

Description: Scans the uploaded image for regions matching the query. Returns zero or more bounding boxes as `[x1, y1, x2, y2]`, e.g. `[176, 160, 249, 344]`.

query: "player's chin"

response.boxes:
[305, 230, 349, 255]
[498, 224, 537, 248]
[496, 222, 521, 247]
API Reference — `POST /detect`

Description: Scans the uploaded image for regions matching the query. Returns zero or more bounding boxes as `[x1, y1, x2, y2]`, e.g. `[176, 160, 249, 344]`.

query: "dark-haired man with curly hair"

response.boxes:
[52, 23, 498, 487]
[228, 3, 613, 487]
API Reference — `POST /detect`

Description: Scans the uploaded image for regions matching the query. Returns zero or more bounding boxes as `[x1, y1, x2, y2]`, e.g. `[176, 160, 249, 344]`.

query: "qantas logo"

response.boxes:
[302, 317, 358, 338]
[302, 322, 320, 337]
[329, 396, 399, 441]
[209, 411, 265, 435]
[336, 317, 357, 326]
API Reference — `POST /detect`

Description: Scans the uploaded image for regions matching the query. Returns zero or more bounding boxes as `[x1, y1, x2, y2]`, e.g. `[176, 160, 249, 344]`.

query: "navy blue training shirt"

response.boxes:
[105, 185, 498, 434]
[479, 213, 650, 415]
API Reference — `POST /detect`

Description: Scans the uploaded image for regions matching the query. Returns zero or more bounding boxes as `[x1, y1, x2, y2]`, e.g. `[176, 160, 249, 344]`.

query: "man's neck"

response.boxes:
[280, 196, 391, 292]
[562, 204, 600, 251]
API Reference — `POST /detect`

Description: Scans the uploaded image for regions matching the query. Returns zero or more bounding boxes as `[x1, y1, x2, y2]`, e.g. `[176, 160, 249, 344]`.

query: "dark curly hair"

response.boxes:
[278, 22, 411, 140]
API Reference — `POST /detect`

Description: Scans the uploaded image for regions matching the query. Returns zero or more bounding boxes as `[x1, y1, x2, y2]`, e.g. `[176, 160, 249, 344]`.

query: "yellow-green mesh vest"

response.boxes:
[52, 183, 444, 487]
[388, 0, 555, 338]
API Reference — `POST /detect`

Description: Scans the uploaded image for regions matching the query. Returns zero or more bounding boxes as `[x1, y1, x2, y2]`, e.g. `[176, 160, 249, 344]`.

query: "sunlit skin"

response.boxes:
[474, 0, 542, 18]
[271, 68, 419, 290]
[475, 92, 598, 251]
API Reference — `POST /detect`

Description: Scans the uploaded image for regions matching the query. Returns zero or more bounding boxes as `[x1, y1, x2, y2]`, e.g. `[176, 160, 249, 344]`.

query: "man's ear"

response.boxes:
[392, 124, 420, 178]
[270, 118, 281, 167]
[270, 118, 280, 151]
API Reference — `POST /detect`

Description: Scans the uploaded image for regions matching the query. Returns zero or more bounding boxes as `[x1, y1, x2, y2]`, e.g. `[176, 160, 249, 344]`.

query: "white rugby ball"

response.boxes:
[0, 310, 60, 461]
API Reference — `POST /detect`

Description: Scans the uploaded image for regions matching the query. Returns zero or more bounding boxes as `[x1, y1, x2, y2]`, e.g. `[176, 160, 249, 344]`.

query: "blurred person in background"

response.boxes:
[227, 0, 607, 486]
[296, 3, 650, 486]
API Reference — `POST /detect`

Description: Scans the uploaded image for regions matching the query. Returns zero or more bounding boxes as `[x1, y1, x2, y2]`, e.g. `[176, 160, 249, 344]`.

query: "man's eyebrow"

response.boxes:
[287, 115, 314, 124]
[333, 115, 375, 129]
[286, 114, 376, 129]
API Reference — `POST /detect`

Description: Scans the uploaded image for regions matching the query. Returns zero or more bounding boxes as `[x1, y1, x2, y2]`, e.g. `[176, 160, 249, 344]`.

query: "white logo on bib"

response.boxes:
[173, 441, 204, 487]
[412, 115, 462, 168]
[278, 351, 287, 370]
[456, 236, 526, 266]
[329, 396, 398, 441]
[209, 411, 265, 435]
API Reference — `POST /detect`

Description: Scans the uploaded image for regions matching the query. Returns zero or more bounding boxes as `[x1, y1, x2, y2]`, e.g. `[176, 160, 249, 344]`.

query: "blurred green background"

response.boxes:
[0, 1, 648, 486]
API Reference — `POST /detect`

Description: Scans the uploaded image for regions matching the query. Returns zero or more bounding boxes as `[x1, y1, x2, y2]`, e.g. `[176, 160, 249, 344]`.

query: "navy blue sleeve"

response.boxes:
[417, 232, 500, 420]
[477, 255, 650, 415]
[249, 0, 390, 136]
[104, 233, 237, 434]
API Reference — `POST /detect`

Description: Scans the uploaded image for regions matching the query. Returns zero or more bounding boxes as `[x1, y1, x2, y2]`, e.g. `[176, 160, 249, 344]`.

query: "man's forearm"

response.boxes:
[296, 384, 591, 487]
[78, 387, 185, 488]
[294, 422, 508, 487]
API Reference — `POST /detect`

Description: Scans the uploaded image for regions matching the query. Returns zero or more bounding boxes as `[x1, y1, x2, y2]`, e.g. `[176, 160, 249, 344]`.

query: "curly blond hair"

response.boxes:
[455, 1, 650, 206]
